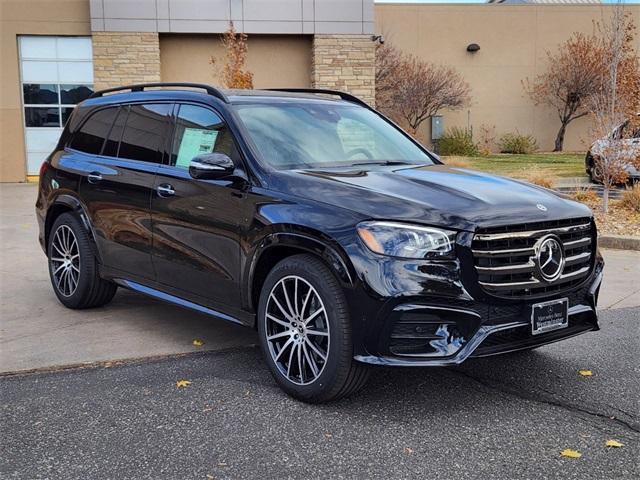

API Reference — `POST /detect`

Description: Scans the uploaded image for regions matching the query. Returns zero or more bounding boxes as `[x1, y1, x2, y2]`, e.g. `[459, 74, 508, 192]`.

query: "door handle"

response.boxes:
[87, 172, 102, 184]
[156, 183, 175, 197]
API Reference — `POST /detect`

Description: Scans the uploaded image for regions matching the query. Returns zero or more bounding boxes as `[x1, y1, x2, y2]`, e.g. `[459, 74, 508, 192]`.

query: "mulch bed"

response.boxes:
[581, 200, 640, 237]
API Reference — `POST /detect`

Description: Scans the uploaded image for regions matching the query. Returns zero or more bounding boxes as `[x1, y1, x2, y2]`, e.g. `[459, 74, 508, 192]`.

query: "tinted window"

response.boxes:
[23, 84, 58, 104]
[60, 84, 93, 104]
[171, 104, 233, 169]
[69, 107, 119, 155]
[119, 104, 171, 163]
[103, 106, 127, 157]
[24, 107, 60, 127]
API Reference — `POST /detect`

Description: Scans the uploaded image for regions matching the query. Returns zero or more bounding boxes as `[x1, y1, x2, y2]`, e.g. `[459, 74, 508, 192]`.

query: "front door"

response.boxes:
[150, 103, 246, 310]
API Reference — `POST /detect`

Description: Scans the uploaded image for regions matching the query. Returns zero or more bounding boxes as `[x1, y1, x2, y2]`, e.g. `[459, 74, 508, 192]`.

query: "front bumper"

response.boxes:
[347, 243, 604, 367]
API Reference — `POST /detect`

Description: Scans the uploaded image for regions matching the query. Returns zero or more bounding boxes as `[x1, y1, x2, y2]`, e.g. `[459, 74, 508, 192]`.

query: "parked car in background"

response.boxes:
[36, 84, 604, 403]
[585, 116, 640, 184]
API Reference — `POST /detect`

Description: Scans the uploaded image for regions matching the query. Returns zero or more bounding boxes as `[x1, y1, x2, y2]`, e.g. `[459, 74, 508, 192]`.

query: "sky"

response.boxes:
[374, 1, 640, 4]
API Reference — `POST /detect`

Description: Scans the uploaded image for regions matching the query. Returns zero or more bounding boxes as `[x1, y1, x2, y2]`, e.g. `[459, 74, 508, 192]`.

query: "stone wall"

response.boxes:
[92, 32, 161, 90]
[311, 35, 376, 106]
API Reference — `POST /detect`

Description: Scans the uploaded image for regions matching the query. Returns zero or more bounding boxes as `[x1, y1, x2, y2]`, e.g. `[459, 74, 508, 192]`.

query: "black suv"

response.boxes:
[36, 83, 604, 402]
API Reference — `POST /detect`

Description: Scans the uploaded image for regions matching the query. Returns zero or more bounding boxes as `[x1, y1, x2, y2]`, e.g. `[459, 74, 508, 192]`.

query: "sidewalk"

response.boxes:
[1, 183, 638, 373]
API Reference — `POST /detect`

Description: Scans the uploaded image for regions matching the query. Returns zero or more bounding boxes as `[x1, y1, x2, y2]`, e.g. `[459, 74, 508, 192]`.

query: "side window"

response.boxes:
[171, 104, 234, 169]
[102, 105, 127, 157]
[69, 107, 119, 155]
[119, 104, 172, 163]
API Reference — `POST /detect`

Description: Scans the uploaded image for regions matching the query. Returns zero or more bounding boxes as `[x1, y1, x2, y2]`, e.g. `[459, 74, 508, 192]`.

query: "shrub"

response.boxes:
[498, 132, 538, 154]
[443, 156, 471, 168]
[619, 184, 640, 212]
[524, 169, 556, 189]
[572, 184, 600, 204]
[477, 124, 496, 156]
[438, 127, 478, 156]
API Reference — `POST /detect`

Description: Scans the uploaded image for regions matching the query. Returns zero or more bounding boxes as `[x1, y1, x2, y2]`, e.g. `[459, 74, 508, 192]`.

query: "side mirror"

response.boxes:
[189, 153, 235, 180]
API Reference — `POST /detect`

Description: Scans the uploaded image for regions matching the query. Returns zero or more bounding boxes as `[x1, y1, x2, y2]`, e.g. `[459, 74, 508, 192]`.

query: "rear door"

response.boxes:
[150, 103, 245, 309]
[78, 102, 172, 280]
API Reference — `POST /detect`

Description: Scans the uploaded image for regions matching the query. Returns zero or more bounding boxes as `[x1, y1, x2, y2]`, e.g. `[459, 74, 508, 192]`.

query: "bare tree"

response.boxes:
[375, 45, 471, 137]
[524, 33, 603, 152]
[210, 22, 254, 89]
[587, 5, 640, 213]
[375, 43, 403, 112]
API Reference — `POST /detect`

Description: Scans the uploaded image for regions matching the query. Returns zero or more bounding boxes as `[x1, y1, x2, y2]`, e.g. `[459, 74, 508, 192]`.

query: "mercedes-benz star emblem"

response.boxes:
[536, 203, 548, 212]
[535, 235, 565, 282]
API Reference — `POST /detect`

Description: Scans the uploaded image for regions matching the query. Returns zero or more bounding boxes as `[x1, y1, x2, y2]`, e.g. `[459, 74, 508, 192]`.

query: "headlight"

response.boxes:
[357, 221, 456, 259]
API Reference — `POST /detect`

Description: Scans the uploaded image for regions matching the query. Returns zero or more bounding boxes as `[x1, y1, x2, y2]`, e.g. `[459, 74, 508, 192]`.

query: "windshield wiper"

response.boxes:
[348, 160, 414, 167]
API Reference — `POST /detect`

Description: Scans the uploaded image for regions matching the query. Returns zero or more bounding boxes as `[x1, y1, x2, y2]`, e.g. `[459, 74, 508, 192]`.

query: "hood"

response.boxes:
[272, 164, 592, 231]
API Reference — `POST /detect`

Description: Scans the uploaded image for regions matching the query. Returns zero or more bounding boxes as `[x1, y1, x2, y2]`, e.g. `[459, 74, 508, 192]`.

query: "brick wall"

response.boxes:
[92, 32, 161, 90]
[311, 35, 376, 106]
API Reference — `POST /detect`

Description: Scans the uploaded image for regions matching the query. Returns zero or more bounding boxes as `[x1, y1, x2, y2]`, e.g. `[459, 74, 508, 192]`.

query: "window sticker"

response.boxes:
[175, 128, 218, 168]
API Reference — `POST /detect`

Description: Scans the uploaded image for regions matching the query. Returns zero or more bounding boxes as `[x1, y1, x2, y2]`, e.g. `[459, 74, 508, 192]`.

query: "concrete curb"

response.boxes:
[598, 235, 640, 251]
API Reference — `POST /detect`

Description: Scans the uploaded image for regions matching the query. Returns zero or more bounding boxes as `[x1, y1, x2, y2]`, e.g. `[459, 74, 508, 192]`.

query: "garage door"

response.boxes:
[19, 36, 94, 175]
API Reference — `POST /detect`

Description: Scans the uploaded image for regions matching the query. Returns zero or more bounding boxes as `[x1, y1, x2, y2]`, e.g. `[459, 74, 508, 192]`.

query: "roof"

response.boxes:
[85, 83, 368, 108]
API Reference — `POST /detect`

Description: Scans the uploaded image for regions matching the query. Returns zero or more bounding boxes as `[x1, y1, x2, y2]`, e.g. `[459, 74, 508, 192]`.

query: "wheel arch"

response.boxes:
[246, 231, 356, 316]
[45, 194, 100, 260]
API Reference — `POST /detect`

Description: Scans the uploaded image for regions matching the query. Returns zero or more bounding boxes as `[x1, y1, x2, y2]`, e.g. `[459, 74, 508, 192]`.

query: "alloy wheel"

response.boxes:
[264, 275, 330, 385]
[50, 225, 80, 297]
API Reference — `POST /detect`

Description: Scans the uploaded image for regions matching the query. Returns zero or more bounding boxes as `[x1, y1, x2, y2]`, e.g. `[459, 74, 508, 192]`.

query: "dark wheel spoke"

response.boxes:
[265, 275, 330, 385]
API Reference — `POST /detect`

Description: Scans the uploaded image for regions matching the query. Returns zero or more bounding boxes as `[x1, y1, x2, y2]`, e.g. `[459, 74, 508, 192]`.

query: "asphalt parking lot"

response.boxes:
[1, 183, 639, 479]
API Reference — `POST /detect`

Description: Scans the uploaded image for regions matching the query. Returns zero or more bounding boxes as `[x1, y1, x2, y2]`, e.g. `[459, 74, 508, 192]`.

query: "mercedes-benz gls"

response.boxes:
[36, 84, 603, 402]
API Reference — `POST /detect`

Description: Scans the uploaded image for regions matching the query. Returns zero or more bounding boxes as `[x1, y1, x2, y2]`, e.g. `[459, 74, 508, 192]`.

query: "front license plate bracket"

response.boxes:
[531, 298, 569, 335]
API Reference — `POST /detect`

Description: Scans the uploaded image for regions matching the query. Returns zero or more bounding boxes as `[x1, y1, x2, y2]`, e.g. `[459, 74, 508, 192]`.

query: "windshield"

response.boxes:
[234, 102, 434, 170]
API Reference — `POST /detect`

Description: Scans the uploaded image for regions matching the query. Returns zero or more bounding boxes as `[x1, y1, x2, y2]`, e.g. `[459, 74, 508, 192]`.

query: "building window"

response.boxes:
[18, 36, 93, 175]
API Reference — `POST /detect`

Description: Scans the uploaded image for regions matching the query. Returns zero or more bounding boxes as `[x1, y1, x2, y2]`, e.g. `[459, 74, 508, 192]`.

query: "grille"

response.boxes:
[472, 217, 595, 299]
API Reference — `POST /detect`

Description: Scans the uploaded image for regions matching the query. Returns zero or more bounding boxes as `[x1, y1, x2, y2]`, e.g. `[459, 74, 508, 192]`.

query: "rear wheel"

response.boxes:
[257, 254, 369, 403]
[48, 212, 117, 309]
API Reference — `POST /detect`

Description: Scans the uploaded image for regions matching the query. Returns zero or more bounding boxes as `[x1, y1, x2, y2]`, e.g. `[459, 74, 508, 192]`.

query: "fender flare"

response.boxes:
[245, 231, 356, 311]
[46, 193, 101, 260]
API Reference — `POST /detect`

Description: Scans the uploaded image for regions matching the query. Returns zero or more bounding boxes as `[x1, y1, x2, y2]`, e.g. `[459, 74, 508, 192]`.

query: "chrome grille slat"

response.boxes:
[564, 237, 591, 249]
[472, 217, 595, 299]
[476, 261, 535, 274]
[565, 251, 591, 266]
[478, 266, 591, 291]
[474, 223, 591, 241]
[471, 246, 535, 258]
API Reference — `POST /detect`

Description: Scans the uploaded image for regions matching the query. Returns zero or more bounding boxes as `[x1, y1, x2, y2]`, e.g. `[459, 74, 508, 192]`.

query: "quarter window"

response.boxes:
[171, 104, 233, 169]
[69, 107, 119, 155]
[118, 104, 172, 164]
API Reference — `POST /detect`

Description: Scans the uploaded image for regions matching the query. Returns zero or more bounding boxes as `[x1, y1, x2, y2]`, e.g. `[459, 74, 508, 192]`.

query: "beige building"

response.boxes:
[1, 0, 638, 182]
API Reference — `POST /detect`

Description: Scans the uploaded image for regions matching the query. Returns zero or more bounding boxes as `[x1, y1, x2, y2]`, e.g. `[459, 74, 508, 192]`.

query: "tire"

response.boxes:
[257, 254, 370, 403]
[48, 212, 117, 309]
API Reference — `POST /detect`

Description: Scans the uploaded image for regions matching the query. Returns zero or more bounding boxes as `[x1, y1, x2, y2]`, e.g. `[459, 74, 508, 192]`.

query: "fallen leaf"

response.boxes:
[206, 475, 215, 479]
[404, 447, 414, 455]
[192, 339, 204, 347]
[605, 439, 624, 448]
[176, 380, 192, 388]
[578, 369, 593, 377]
[560, 449, 582, 458]
[324, 433, 333, 439]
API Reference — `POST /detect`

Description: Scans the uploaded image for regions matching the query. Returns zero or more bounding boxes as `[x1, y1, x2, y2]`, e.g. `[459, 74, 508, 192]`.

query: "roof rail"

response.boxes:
[265, 88, 370, 108]
[88, 82, 229, 103]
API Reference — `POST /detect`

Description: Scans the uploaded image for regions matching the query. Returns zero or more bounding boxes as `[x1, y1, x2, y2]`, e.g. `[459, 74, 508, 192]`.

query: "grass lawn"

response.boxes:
[442, 153, 587, 179]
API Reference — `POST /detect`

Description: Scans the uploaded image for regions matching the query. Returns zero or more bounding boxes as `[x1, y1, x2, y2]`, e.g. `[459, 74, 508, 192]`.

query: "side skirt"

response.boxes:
[114, 278, 246, 327]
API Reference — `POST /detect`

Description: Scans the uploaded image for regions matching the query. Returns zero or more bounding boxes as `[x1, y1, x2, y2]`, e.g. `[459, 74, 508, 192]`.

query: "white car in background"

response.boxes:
[585, 117, 640, 184]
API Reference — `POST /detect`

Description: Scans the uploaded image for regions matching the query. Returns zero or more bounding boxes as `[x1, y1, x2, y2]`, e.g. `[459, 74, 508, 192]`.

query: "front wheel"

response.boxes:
[257, 254, 369, 403]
